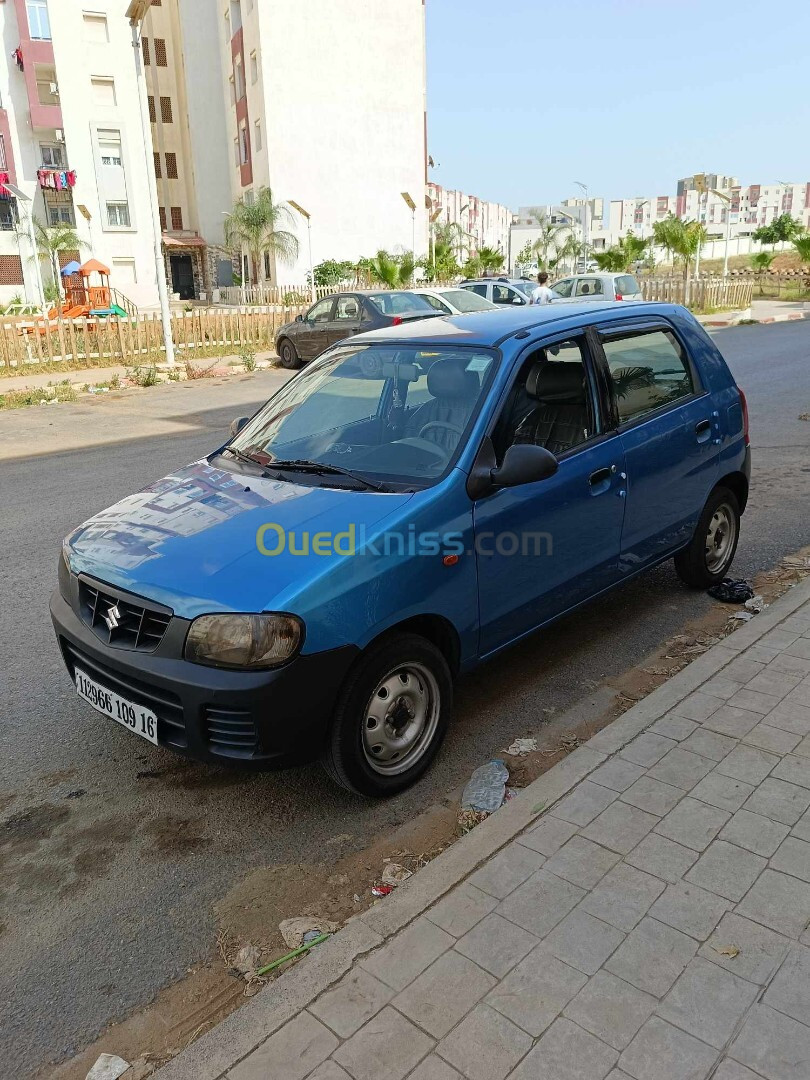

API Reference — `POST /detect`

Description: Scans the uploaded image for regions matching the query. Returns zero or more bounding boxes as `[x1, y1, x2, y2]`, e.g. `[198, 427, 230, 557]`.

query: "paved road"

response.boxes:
[1, 322, 809, 1075]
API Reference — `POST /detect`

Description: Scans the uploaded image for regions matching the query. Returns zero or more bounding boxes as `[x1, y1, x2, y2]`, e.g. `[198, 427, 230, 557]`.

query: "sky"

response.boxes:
[425, 0, 810, 210]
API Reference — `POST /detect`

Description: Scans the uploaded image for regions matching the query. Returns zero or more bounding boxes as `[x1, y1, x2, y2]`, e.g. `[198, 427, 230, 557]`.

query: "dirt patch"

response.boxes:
[141, 815, 210, 855]
[2, 803, 69, 846]
[47, 546, 810, 1079]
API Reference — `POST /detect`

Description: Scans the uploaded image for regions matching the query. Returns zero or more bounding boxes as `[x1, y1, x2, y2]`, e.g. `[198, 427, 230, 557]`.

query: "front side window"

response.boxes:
[27, 0, 51, 40]
[334, 296, 360, 320]
[551, 278, 574, 298]
[421, 293, 452, 314]
[492, 337, 596, 462]
[307, 298, 334, 323]
[492, 284, 522, 305]
[229, 344, 498, 488]
[601, 327, 695, 425]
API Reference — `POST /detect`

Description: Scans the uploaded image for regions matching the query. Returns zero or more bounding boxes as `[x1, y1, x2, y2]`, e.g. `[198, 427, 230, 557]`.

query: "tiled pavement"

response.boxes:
[160, 590, 810, 1080]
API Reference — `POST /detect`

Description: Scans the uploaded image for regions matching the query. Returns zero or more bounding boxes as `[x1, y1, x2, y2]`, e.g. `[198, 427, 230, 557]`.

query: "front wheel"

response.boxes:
[674, 485, 741, 588]
[322, 633, 452, 797]
[278, 338, 302, 370]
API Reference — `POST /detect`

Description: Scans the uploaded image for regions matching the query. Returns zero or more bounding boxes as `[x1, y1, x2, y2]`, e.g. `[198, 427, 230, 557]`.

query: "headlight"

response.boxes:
[58, 544, 72, 600]
[185, 613, 303, 670]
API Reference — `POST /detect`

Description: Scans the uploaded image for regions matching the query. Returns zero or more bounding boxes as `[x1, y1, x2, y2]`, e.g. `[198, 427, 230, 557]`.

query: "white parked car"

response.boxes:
[550, 272, 644, 303]
[411, 287, 498, 314]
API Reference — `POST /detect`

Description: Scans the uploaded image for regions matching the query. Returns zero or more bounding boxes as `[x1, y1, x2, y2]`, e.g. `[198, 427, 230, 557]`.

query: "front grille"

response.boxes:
[62, 642, 187, 749]
[78, 577, 172, 652]
[204, 706, 259, 759]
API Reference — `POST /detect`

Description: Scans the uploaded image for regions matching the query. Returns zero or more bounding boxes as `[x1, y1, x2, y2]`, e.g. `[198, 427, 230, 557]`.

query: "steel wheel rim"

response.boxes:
[705, 501, 737, 572]
[361, 662, 440, 776]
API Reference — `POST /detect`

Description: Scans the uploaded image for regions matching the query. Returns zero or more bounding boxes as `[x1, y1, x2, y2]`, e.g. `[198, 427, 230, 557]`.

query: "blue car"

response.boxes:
[52, 302, 750, 796]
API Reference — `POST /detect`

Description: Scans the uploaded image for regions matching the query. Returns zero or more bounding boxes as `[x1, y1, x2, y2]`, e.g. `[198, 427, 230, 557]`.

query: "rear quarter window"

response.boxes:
[615, 275, 641, 296]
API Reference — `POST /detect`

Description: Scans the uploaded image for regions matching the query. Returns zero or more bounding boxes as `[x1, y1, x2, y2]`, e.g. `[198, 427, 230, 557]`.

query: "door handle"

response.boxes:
[589, 467, 612, 495]
[695, 419, 712, 443]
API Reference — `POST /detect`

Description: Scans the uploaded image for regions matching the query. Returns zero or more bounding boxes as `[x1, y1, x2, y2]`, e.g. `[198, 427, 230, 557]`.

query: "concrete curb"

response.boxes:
[153, 577, 810, 1080]
[700, 308, 810, 328]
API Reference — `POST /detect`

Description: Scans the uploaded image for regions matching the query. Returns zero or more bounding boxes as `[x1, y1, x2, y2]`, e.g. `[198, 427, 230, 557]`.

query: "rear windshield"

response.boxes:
[615, 275, 640, 296]
[442, 289, 494, 312]
[367, 292, 436, 315]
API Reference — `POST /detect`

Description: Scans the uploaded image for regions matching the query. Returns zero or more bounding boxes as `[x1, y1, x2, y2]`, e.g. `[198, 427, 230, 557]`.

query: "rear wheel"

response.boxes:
[322, 633, 452, 797]
[674, 485, 741, 588]
[278, 338, 301, 370]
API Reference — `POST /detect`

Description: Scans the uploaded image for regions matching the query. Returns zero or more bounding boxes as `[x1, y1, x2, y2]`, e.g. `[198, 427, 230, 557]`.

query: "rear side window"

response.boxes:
[421, 293, 452, 313]
[601, 328, 695, 424]
[574, 277, 604, 297]
[615, 275, 640, 296]
[367, 292, 435, 314]
[465, 283, 489, 298]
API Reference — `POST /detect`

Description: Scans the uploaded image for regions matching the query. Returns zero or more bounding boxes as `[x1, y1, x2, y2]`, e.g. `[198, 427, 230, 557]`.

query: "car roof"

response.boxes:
[460, 278, 527, 285]
[554, 272, 636, 280]
[348, 300, 681, 349]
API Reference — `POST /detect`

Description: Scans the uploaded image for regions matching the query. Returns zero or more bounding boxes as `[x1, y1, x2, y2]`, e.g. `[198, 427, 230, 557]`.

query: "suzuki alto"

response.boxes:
[52, 302, 750, 796]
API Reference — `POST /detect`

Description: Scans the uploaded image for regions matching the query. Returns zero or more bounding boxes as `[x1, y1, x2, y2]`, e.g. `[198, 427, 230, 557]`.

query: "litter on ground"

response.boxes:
[744, 595, 767, 613]
[707, 578, 755, 603]
[381, 862, 412, 887]
[505, 737, 538, 756]
[461, 759, 510, 813]
[278, 917, 340, 950]
[85, 1054, 130, 1080]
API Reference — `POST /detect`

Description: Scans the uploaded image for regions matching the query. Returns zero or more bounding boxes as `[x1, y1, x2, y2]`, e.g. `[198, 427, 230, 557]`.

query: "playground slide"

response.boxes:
[110, 304, 128, 317]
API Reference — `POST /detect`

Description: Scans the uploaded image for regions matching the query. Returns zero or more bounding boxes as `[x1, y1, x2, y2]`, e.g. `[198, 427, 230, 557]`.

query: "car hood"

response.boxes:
[65, 460, 414, 619]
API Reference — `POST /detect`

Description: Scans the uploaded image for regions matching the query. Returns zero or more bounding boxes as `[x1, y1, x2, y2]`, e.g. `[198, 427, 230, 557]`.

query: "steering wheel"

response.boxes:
[418, 420, 464, 441]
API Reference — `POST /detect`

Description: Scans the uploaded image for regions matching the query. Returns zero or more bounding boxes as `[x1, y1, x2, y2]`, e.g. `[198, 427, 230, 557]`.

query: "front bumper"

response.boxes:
[50, 588, 358, 768]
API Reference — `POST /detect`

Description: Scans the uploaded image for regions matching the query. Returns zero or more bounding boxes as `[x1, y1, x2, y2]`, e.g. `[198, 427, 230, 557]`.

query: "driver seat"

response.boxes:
[407, 359, 479, 452]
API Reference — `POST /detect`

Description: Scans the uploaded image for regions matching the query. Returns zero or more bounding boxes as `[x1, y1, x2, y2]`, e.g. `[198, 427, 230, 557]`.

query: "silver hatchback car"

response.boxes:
[550, 272, 644, 303]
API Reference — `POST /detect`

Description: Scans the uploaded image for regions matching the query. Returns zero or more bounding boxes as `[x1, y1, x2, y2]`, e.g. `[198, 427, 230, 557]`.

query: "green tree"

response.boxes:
[771, 213, 803, 244]
[368, 250, 415, 288]
[461, 254, 482, 279]
[793, 236, 810, 265]
[515, 240, 534, 269]
[34, 218, 84, 299]
[476, 246, 505, 274]
[223, 187, 298, 285]
[652, 216, 704, 299]
[311, 259, 354, 288]
[749, 250, 774, 295]
[652, 213, 684, 266]
[593, 233, 649, 273]
[531, 216, 572, 270]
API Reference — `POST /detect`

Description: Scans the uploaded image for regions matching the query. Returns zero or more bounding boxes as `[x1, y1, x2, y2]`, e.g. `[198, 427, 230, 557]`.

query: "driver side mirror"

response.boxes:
[491, 444, 558, 488]
[295, 314, 303, 323]
[229, 416, 248, 437]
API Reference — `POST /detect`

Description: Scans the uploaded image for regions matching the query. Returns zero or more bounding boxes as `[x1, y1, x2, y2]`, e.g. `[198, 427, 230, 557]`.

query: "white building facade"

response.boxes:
[0, 0, 165, 307]
[427, 182, 511, 260]
[220, 0, 428, 285]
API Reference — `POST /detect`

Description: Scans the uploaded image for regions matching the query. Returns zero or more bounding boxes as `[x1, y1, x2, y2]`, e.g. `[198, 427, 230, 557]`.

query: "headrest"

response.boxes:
[526, 361, 584, 400]
[427, 360, 479, 400]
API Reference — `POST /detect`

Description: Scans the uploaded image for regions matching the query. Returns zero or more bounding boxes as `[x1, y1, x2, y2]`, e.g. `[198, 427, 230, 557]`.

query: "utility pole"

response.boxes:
[126, 0, 175, 366]
[575, 181, 589, 268]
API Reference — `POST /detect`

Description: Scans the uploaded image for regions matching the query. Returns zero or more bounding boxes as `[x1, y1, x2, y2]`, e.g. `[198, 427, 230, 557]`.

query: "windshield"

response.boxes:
[510, 280, 536, 297]
[366, 291, 436, 315]
[441, 289, 494, 312]
[229, 344, 498, 489]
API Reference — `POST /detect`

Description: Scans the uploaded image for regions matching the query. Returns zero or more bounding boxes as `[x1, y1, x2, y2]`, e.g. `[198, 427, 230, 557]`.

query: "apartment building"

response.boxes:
[142, 0, 231, 300]
[219, 0, 428, 284]
[0, 0, 166, 306]
[427, 181, 511, 259]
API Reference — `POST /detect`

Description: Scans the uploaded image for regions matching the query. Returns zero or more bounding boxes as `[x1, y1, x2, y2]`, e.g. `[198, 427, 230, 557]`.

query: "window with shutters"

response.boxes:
[0, 255, 24, 284]
[159, 206, 167, 231]
[91, 77, 117, 107]
[171, 206, 183, 230]
[153, 151, 161, 179]
[165, 152, 178, 179]
[142, 36, 150, 65]
[160, 96, 173, 123]
[154, 39, 167, 66]
[148, 95, 156, 123]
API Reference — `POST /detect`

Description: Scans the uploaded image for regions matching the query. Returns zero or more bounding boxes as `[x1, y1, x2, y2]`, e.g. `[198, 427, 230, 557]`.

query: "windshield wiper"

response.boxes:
[222, 446, 266, 468]
[264, 458, 386, 491]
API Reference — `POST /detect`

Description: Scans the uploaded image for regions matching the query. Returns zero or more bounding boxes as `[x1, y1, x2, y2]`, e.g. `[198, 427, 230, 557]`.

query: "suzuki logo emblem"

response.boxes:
[104, 604, 121, 632]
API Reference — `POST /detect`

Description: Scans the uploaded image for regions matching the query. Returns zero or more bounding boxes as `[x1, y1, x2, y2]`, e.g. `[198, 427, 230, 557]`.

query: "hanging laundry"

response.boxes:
[12, 46, 23, 71]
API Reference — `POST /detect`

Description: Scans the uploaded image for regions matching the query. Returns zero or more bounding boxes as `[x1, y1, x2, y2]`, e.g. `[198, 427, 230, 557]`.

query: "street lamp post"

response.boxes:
[574, 181, 589, 269]
[288, 201, 314, 301]
[401, 192, 416, 257]
[125, 0, 175, 366]
[711, 189, 732, 278]
[6, 183, 45, 309]
[429, 207, 442, 271]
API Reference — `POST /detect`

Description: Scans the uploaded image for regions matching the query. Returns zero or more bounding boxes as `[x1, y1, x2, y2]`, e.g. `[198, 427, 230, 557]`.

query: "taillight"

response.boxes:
[739, 387, 750, 445]
[391, 316, 403, 326]
[615, 293, 623, 301]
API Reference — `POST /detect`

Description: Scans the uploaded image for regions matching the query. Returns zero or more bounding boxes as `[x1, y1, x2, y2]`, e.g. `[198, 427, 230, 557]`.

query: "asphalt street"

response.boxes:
[1, 321, 809, 1075]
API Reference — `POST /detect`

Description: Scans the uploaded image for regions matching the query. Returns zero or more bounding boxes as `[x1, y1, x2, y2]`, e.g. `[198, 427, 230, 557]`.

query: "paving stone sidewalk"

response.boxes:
[156, 584, 810, 1080]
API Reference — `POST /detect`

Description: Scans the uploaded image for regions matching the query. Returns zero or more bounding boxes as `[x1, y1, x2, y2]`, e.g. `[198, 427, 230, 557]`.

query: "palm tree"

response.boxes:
[34, 218, 84, 299]
[652, 214, 684, 267]
[793, 236, 810, 265]
[531, 217, 572, 270]
[593, 234, 649, 273]
[749, 251, 774, 295]
[368, 250, 415, 288]
[223, 187, 298, 285]
[476, 246, 505, 274]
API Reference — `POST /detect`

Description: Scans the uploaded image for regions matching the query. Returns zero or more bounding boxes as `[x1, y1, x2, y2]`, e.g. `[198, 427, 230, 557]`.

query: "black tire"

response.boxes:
[322, 633, 452, 797]
[674, 485, 741, 589]
[278, 338, 302, 370]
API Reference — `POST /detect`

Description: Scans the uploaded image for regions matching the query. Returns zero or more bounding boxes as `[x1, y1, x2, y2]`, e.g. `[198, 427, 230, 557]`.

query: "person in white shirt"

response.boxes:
[530, 272, 555, 305]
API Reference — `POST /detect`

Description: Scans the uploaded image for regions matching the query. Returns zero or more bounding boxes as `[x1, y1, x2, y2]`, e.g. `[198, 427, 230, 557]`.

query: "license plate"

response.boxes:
[75, 667, 159, 745]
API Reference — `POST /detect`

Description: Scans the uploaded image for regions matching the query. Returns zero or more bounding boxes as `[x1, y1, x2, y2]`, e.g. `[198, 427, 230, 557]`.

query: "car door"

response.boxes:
[297, 296, 336, 360]
[460, 283, 491, 302]
[474, 332, 627, 656]
[594, 319, 720, 574]
[327, 294, 364, 346]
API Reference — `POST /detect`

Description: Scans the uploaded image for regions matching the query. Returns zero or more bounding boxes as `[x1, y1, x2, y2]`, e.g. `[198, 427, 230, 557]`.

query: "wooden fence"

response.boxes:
[639, 276, 754, 309]
[217, 283, 346, 306]
[0, 306, 312, 374]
